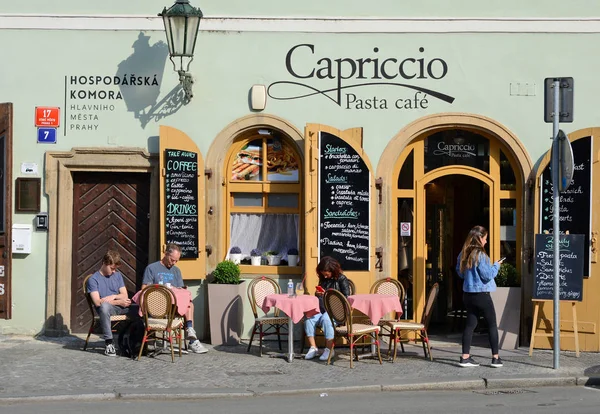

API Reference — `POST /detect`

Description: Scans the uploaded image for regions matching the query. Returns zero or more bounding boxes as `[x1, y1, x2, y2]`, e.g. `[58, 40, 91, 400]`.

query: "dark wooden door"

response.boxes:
[0, 103, 12, 319]
[70, 172, 151, 333]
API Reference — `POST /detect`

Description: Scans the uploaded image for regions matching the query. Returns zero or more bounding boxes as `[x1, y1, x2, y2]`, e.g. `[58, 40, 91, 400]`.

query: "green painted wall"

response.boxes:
[3, 0, 600, 18]
[1, 6, 599, 334]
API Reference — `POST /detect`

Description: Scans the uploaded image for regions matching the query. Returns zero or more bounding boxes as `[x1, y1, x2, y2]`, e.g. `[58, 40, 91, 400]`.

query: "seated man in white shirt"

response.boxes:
[141, 243, 208, 354]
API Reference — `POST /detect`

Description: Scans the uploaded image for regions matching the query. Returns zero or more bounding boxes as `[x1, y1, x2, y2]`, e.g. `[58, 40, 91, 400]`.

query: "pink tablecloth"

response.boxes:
[348, 294, 403, 323]
[261, 294, 320, 324]
[132, 286, 192, 317]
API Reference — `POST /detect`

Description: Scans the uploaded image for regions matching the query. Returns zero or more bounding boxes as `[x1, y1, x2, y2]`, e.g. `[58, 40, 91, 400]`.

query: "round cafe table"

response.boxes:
[132, 286, 192, 317]
[261, 294, 320, 362]
[348, 294, 403, 323]
[348, 294, 403, 356]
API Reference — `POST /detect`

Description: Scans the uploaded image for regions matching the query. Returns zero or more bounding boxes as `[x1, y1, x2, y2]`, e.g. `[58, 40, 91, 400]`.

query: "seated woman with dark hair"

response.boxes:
[304, 256, 351, 361]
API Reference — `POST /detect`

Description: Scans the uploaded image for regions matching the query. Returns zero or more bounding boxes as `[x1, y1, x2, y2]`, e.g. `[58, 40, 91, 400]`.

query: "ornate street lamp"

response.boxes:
[159, 0, 203, 103]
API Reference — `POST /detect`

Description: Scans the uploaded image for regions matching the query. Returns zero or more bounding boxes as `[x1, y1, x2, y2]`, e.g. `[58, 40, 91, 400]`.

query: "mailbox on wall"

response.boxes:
[12, 224, 32, 254]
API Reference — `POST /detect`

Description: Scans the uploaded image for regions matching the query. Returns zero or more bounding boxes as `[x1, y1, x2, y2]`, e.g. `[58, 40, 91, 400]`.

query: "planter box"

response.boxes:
[208, 281, 246, 346]
[266, 255, 281, 266]
[251, 256, 262, 266]
[491, 287, 521, 350]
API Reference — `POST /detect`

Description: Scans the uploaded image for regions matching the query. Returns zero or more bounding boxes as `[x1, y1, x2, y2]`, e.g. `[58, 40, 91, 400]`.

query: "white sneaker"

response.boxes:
[104, 343, 116, 357]
[319, 348, 334, 361]
[186, 326, 198, 341]
[189, 340, 208, 354]
[305, 347, 319, 360]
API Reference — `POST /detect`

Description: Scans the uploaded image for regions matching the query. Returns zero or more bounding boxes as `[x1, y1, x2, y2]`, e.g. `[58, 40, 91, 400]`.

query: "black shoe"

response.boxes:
[459, 356, 479, 367]
[491, 357, 503, 368]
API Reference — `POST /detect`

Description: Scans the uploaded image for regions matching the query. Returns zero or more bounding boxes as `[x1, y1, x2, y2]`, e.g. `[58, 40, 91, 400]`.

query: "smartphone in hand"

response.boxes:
[315, 285, 325, 293]
[498, 257, 506, 263]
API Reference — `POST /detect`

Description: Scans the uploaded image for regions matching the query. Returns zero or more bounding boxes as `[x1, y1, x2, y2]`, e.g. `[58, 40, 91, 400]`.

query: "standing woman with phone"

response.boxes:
[304, 256, 351, 361]
[456, 225, 504, 368]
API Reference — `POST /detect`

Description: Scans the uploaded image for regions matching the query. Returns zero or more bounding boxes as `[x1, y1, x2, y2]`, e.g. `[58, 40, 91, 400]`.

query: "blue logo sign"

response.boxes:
[37, 128, 57, 144]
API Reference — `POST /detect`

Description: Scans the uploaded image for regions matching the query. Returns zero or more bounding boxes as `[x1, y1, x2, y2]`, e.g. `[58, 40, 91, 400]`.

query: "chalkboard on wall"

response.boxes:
[533, 233, 584, 301]
[318, 131, 370, 271]
[540, 136, 592, 276]
[165, 148, 199, 259]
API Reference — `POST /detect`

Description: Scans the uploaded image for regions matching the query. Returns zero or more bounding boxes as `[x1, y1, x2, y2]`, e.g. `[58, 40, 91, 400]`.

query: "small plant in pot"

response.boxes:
[212, 260, 241, 285]
[496, 262, 520, 287]
[250, 248, 262, 266]
[265, 250, 281, 266]
[229, 246, 242, 264]
[287, 248, 299, 266]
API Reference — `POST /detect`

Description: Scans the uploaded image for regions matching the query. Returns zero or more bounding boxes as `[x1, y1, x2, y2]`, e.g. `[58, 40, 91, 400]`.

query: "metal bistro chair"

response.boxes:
[370, 277, 406, 356]
[385, 282, 440, 362]
[137, 285, 184, 363]
[323, 289, 382, 368]
[247, 276, 289, 356]
[82, 274, 130, 351]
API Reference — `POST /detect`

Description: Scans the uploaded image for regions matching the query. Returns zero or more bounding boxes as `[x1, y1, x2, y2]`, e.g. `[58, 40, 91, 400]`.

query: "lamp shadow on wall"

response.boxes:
[116, 32, 187, 129]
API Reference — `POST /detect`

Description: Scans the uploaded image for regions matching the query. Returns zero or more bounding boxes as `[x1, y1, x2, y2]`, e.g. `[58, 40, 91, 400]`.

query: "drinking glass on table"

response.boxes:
[295, 282, 304, 297]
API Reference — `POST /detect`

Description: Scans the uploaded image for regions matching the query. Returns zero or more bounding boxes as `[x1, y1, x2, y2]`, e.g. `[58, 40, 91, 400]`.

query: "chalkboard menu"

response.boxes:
[533, 234, 584, 301]
[165, 149, 199, 259]
[318, 131, 370, 271]
[540, 136, 592, 276]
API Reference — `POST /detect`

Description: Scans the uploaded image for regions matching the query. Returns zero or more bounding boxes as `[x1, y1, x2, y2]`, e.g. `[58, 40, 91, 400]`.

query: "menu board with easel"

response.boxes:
[165, 148, 199, 259]
[318, 131, 370, 271]
[533, 233, 584, 301]
[539, 136, 592, 276]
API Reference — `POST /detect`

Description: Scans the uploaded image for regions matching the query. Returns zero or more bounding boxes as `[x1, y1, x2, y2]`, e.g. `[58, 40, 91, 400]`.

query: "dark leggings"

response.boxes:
[462, 292, 499, 355]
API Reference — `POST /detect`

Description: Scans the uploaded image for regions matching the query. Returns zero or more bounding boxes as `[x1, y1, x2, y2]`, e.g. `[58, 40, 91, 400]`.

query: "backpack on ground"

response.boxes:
[118, 318, 146, 359]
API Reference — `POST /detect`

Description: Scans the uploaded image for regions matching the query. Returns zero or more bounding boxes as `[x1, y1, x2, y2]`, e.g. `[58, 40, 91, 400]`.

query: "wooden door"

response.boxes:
[0, 103, 12, 319]
[70, 172, 151, 333]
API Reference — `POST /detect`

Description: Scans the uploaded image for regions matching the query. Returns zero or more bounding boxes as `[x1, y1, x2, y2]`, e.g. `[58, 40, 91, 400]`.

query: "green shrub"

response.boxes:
[212, 260, 241, 284]
[496, 262, 520, 287]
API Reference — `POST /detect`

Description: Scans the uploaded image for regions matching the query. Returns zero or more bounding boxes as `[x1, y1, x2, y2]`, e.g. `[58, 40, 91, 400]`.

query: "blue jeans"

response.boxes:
[304, 312, 334, 340]
[96, 302, 137, 340]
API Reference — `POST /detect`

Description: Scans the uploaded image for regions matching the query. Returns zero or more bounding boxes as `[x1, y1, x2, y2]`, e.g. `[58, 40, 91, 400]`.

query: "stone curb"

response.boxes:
[0, 375, 585, 403]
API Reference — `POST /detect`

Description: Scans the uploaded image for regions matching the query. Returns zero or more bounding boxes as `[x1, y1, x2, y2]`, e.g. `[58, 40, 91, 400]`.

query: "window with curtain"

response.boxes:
[226, 133, 302, 267]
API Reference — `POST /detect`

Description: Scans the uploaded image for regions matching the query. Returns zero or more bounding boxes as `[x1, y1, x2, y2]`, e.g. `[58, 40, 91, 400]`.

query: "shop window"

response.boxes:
[500, 198, 517, 266]
[227, 134, 301, 267]
[397, 149, 414, 189]
[500, 150, 517, 191]
[424, 130, 489, 174]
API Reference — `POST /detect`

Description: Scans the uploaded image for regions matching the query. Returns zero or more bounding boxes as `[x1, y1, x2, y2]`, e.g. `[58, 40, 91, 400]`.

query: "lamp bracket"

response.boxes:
[179, 70, 194, 103]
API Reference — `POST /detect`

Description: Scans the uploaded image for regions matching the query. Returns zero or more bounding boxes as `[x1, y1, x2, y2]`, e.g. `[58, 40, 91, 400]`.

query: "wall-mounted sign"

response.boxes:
[164, 149, 199, 259]
[35, 106, 60, 127]
[400, 222, 411, 237]
[540, 136, 592, 276]
[318, 131, 370, 271]
[20, 163, 38, 175]
[37, 128, 57, 144]
[268, 44, 455, 111]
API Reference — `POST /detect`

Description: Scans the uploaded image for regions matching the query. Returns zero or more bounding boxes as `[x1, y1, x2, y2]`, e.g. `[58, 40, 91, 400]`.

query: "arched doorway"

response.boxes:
[378, 115, 532, 337]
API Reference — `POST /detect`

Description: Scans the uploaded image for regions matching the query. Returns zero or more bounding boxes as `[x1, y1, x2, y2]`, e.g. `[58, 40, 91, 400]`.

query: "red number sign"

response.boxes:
[35, 107, 60, 127]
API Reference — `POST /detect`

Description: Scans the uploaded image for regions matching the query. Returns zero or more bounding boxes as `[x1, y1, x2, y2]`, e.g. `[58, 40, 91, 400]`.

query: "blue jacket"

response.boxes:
[456, 252, 499, 293]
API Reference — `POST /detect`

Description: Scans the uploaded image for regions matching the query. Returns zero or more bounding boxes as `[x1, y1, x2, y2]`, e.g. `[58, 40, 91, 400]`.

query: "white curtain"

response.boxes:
[229, 213, 299, 259]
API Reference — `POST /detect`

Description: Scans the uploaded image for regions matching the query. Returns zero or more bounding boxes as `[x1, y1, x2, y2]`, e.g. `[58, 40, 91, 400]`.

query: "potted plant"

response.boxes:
[229, 246, 242, 264]
[207, 260, 245, 346]
[491, 262, 521, 350]
[265, 250, 281, 266]
[250, 248, 262, 266]
[287, 248, 299, 266]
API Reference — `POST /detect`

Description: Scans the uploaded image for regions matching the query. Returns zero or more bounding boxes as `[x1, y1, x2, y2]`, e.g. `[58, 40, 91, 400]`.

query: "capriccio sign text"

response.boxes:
[268, 44, 455, 109]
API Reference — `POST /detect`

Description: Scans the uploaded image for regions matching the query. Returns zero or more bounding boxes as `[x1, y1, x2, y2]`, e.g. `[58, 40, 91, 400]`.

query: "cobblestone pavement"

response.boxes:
[1, 333, 599, 400]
